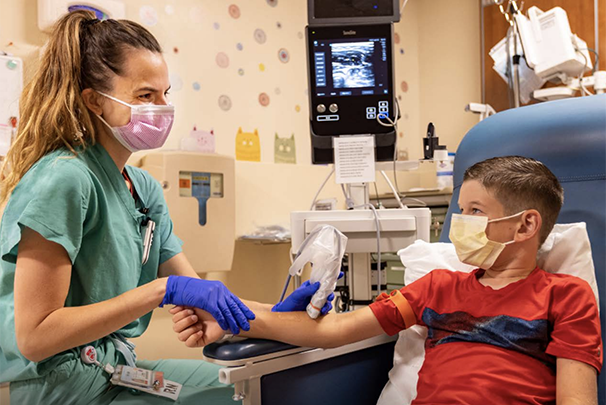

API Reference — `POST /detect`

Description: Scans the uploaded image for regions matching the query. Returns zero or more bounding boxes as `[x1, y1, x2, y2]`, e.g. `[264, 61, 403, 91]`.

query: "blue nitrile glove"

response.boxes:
[273, 272, 343, 315]
[160, 276, 255, 334]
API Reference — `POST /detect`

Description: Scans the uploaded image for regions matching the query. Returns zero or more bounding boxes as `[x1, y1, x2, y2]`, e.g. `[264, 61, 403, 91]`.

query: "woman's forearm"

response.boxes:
[18, 278, 167, 362]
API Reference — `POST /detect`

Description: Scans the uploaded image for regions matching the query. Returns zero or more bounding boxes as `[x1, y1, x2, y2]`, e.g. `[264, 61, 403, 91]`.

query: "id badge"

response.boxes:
[111, 365, 182, 401]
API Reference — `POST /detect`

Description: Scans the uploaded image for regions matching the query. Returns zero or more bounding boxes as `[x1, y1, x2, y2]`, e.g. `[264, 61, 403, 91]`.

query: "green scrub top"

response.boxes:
[0, 142, 183, 383]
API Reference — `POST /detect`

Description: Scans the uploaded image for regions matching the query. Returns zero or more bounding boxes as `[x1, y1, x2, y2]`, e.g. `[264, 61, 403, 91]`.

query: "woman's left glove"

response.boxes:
[160, 276, 255, 335]
[272, 272, 343, 315]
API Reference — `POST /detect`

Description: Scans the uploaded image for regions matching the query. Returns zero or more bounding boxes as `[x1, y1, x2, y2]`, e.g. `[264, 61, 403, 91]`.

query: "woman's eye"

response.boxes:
[139, 93, 152, 101]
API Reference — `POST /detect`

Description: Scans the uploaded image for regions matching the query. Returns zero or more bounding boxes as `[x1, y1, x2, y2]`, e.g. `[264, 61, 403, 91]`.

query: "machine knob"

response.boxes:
[329, 103, 339, 113]
[317, 104, 326, 113]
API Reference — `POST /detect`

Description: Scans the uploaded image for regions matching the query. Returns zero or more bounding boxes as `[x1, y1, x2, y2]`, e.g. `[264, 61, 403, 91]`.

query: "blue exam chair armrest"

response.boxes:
[203, 338, 303, 365]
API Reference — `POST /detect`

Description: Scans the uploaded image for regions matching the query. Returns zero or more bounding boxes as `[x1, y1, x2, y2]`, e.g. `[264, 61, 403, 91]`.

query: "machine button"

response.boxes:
[378, 101, 389, 107]
[367, 113, 376, 120]
[329, 103, 339, 113]
[327, 115, 340, 121]
[317, 104, 326, 113]
[366, 107, 376, 113]
[379, 106, 389, 113]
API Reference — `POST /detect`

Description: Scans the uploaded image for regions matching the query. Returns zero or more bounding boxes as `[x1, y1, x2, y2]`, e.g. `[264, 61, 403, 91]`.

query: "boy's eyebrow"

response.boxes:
[468, 200, 486, 207]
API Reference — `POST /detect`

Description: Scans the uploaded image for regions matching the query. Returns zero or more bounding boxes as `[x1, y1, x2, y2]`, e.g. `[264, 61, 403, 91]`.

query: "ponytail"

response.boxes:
[0, 10, 162, 203]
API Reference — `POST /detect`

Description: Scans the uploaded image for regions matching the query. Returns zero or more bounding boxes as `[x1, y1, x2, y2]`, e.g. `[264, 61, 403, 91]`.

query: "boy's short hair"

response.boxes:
[463, 156, 564, 244]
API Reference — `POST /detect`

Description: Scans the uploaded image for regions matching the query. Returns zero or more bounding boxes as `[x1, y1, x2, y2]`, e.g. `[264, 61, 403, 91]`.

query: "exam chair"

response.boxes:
[204, 94, 606, 405]
[440, 94, 606, 404]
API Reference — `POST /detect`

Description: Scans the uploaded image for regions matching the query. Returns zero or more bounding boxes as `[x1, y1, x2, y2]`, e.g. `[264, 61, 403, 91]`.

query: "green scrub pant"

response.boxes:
[9, 339, 238, 405]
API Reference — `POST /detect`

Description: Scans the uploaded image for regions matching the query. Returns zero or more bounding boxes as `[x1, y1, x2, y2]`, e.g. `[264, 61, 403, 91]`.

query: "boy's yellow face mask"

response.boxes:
[449, 211, 525, 269]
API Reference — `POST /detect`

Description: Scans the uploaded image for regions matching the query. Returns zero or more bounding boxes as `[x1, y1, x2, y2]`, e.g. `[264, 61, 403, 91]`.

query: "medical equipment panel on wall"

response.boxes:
[138, 152, 236, 273]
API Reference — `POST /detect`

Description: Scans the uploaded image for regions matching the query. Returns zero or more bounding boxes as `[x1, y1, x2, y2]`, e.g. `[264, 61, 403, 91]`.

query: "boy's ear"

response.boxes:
[516, 209, 542, 243]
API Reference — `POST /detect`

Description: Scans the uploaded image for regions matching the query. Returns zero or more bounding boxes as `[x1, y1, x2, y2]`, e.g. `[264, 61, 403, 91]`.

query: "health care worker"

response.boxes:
[0, 10, 333, 404]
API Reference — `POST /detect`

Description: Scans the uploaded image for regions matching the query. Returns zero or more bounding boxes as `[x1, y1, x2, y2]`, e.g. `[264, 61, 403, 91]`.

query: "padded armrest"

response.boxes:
[203, 338, 300, 362]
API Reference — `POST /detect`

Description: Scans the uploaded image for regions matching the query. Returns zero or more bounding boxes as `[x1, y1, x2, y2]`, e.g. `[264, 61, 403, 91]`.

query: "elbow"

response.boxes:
[16, 331, 47, 363]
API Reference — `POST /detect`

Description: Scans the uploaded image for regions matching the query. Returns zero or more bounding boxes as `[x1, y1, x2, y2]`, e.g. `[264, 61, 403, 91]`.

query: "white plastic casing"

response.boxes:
[515, 6, 592, 81]
[38, 0, 126, 32]
[291, 208, 431, 255]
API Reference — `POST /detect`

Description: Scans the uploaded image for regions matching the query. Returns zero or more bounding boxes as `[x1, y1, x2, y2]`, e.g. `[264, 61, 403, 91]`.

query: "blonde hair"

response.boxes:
[0, 10, 161, 203]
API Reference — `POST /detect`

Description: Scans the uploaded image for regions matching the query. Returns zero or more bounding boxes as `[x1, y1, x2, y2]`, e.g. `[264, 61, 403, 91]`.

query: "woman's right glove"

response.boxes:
[160, 276, 255, 335]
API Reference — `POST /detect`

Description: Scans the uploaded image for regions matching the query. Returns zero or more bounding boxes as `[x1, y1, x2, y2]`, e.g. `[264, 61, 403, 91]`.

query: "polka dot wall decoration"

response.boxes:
[238, 68, 245, 76]
[398, 94, 402, 101]
[278, 48, 290, 63]
[139, 6, 158, 26]
[259, 63, 266, 72]
[276, 22, 282, 29]
[394, 33, 400, 44]
[297, 32, 303, 39]
[274, 87, 281, 95]
[236, 43, 243, 51]
[229, 4, 241, 19]
[266, 0, 278, 7]
[400, 81, 408, 93]
[219, 95, 232, 111]
[258, 93, 270, 107]
[173, 47, 179, 54]
[213, 22, 221, 30]
[192, 82, 201, 91]
[216, 52, 230, 68]
[169, 73, 183, 91]
[254, 29, 267, 44]
[189, 6, 204, 24]
[165, 5, 175, 15]
[295, 105, 301, 112]
[400, 48, 405, 55]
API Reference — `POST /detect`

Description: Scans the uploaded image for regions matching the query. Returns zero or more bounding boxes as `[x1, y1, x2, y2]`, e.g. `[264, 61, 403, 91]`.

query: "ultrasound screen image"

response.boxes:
[330, 41, 375, 89]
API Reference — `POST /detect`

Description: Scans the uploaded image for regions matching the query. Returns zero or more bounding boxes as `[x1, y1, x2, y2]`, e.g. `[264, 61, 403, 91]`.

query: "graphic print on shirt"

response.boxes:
[422, 308, 553, 367]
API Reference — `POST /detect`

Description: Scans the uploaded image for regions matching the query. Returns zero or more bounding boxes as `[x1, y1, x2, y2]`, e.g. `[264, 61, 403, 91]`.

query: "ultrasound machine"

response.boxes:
[203, 3, 433, 404]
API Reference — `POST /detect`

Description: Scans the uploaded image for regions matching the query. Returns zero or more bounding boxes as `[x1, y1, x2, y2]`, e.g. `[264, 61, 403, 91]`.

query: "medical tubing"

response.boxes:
[380, 170, 405, 209]
[376, 97, 403, 200]
[278, 274, 292, 304]
[309, 167, 335, 210]
[351, 203, 382, 296]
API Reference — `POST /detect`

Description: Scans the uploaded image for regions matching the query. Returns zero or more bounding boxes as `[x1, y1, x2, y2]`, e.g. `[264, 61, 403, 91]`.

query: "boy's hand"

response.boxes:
[169, 306, 226, 347]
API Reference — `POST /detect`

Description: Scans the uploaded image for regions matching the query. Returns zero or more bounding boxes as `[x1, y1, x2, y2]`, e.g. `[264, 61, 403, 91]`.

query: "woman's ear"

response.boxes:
[517, 209, 542, 243]
[81, 89, 104, 116]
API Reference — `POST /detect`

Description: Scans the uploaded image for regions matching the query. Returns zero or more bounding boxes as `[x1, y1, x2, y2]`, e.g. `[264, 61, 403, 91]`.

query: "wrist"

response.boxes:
[155, 277, 169, 307]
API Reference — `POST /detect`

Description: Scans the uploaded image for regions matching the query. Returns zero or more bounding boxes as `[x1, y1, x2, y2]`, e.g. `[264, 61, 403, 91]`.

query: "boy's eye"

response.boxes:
[471, 208, 483, 214]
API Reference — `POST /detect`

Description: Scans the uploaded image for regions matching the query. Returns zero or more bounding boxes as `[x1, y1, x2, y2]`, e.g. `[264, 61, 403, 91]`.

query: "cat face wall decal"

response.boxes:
[235, 127, 261, 162]
[274, 133, 296, 164]
[180, 128, 216, 153]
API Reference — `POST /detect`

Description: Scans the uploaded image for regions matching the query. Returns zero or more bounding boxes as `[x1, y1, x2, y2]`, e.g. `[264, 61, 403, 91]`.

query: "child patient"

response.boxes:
[172, 156, 602, 405]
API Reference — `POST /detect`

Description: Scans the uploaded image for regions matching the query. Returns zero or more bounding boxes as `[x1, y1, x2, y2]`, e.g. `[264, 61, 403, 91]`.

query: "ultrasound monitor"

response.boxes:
[307, 24, 396, 164]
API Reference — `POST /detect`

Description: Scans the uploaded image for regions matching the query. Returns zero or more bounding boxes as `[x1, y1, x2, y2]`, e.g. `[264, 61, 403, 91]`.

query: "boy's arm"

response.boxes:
[239, 306, 384, 348]
[171, 304, 385, 349]
[556, 358, 598, 405]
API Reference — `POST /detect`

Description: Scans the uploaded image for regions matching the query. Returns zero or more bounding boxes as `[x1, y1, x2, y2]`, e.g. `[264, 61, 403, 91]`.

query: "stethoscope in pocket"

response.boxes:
[139, 208, 156, 265]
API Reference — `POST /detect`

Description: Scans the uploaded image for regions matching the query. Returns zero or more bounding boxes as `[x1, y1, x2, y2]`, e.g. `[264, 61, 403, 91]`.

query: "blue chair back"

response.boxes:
[440, 94, 606, 403]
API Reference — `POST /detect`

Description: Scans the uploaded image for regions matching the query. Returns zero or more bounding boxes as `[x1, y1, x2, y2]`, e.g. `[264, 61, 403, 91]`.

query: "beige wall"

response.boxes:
[418, 0, 482, 153]
[0, 0, 480, 389]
